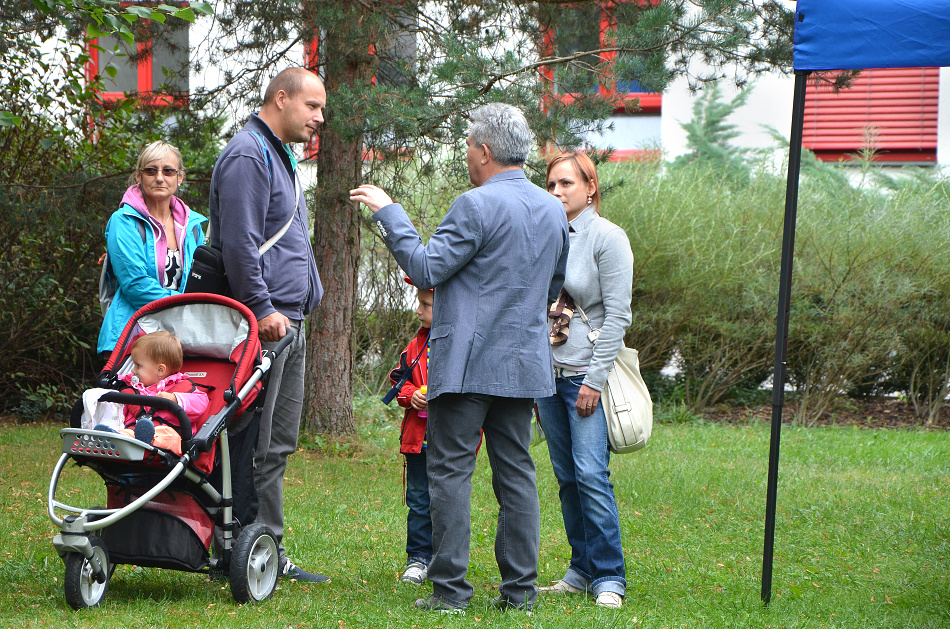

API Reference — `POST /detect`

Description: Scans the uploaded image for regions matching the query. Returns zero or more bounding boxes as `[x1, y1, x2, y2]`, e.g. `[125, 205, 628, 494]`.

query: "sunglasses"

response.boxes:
[140, 167, 181, 177]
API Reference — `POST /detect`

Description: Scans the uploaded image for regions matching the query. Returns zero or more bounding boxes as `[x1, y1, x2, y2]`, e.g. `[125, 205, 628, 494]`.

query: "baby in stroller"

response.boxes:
[94, 331, 209, 454]
[52, 293, 288, 609]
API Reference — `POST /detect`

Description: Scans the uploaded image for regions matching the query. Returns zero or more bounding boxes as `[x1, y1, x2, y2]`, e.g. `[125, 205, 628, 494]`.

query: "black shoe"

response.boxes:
[279, 557, 330, 583]
[134, 418, 155, 443]
[490, 594, 534, 612]
[414, 596, 466, 614]
[92, 424, 118, 433]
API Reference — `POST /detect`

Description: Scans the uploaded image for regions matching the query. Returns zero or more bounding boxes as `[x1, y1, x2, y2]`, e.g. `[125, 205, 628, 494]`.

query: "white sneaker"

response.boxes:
[400, 562, 428, 584]
[538, 579, 585, 594]
[595, 591, 623, 608]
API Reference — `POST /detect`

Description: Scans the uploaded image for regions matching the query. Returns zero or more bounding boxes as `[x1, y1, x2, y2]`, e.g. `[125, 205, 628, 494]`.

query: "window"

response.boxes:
[87, 15, 189, 106]
[540, 0, 662, 115]
[802, 68, 938, 164]
[303, 10, 417, 160]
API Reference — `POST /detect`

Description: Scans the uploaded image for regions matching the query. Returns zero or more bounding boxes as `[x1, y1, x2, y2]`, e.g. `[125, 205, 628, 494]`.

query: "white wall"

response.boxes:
[938, 67, 950, 167]
[661, 72, 795, 160]
[586, 114, 662, 151]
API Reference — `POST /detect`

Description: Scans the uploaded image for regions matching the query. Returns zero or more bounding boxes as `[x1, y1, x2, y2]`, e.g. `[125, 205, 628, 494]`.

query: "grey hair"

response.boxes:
[129, 141, 184, 185]
[467, 103, 532, 167]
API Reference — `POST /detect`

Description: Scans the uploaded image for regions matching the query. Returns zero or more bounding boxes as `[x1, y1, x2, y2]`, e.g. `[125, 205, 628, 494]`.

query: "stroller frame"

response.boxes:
[48, 293, 292, 609]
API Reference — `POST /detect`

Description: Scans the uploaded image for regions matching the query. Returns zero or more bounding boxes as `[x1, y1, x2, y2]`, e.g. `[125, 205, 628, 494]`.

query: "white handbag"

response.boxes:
[575, 304, 653, 454]
[601, 346, 653, 453]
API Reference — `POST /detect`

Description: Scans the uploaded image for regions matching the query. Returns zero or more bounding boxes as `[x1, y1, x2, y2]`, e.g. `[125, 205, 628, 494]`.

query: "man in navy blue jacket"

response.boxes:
[209, 67, 327, 583]
[351, 103, 569, 612]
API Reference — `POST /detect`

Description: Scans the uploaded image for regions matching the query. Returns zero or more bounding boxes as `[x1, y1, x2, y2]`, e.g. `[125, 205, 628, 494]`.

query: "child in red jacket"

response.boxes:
[388, 279, 433, 584]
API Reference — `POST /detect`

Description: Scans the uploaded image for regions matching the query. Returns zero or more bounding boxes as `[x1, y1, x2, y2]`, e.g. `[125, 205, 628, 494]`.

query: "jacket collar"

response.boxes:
[482, 169, 527, 186]
[246, 114, 296, 179]
[120, 185, 191, 228]
[568, 205, 597, 232]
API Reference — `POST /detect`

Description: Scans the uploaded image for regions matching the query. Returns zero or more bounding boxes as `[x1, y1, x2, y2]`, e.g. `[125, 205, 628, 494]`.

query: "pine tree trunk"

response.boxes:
[302, 3, 375, 436]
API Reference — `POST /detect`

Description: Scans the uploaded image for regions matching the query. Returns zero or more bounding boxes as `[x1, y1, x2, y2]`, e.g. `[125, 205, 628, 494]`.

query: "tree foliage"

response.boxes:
[0, 0, 796, 425]
[198, 0, 794, 436]
[672, 79, 752, 182]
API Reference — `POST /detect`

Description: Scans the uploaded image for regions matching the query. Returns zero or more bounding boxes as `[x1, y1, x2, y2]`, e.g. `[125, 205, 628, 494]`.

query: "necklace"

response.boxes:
[157, 214, 175, 243]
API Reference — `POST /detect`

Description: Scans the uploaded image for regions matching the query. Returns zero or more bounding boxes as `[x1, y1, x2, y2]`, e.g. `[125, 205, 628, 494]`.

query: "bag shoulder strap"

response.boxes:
[258, 185, 298, 255]
[382, 330, 431, 404]
[100, 218, 149, 316]
[574, 302, 594, 330]
[209, 131, 298, 255]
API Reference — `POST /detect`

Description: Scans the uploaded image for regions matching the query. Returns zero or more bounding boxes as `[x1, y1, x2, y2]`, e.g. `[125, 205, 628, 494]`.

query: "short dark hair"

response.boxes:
[263, 67, 319, 104]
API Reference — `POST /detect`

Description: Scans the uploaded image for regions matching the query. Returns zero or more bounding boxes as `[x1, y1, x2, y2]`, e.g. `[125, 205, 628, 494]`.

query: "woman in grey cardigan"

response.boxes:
[536, 151, 633, 609]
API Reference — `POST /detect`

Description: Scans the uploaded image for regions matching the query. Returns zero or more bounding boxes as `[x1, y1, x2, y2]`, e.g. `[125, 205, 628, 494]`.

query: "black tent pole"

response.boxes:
[761, 69, 810, 605]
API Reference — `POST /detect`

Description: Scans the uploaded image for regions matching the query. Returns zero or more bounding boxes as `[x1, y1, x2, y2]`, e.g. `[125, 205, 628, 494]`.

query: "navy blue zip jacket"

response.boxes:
[209, 114, 323, 321]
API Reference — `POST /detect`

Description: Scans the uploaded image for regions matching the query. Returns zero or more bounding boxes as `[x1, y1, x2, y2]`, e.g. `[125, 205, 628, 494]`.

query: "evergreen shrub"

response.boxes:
[602, 156, 950, 423]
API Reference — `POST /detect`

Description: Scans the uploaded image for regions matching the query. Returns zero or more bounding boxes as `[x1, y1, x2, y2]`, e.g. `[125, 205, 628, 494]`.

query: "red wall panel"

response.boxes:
[802, 67, 938, 162]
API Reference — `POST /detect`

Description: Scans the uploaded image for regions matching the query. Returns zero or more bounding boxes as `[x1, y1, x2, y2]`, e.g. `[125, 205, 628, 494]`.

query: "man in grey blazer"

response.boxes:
[351, 103, 569, 613]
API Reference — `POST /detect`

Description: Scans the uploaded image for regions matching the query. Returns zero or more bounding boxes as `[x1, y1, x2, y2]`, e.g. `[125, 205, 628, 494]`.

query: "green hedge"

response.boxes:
[601, 158, 950, 424]
[6, 154, 950, 426]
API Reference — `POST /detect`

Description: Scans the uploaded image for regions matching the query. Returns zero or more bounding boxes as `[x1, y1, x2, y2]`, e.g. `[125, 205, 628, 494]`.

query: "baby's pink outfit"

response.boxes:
[119, 372, 209, 454]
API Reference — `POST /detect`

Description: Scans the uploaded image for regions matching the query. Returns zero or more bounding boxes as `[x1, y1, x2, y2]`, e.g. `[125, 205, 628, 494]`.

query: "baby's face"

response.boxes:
[130, 348, 164, 387]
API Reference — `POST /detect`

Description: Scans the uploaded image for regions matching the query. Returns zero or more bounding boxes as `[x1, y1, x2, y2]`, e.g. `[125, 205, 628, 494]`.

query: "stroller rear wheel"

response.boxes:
[64, 536, 110, 610]
[230, 523, 278, 603]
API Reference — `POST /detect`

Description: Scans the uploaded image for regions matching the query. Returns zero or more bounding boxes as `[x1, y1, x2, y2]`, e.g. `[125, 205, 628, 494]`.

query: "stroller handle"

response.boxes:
[98, 391, 193, 443]
[190, 327, 296, 454]
[264, 328, 295, 360]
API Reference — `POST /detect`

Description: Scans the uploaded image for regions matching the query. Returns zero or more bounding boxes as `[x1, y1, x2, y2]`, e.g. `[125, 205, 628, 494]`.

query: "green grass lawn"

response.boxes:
[3, 409, 949, 628]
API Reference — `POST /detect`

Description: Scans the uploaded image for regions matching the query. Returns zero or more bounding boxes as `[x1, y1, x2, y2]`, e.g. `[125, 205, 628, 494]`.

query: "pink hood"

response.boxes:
[121, 185, 192, 282]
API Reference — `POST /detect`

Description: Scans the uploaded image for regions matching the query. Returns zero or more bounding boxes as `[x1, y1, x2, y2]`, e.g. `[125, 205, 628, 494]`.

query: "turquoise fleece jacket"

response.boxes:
[97, 185, 206, 354]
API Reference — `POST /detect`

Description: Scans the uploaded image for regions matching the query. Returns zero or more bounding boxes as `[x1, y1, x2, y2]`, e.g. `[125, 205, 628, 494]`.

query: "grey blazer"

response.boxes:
[374, 170, 569, 400]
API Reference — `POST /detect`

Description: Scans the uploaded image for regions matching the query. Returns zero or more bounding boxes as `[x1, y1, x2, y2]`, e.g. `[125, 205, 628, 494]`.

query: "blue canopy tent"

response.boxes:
[762, 0, 950, 603]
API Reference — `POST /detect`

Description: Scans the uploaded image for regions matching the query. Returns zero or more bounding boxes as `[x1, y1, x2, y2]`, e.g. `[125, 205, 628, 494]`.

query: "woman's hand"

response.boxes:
[575, 384, 601, 417]
[410, 388, 428, 411]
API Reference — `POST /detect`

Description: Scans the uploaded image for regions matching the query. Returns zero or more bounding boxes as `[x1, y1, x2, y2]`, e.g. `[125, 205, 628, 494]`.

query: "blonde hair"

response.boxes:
[132, 331, 183, 373]
[128, 141, 184, 186]
[546, 151, 601, 212]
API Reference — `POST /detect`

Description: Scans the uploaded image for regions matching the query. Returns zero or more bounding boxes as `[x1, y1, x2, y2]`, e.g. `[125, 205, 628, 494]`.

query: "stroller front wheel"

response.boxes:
[230, 523, 278, 604]
[64, 536, 110, 610]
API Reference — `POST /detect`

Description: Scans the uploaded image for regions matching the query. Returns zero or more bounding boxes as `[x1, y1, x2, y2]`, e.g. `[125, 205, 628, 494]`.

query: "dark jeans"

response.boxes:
[404, 450, 433, 565]
[426, 393, 540, 609]
[536, 374, 626, 597]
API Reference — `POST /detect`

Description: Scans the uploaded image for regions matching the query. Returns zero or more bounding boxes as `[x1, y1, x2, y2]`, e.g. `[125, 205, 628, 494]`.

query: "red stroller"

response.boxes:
[48, 293, 293, 609]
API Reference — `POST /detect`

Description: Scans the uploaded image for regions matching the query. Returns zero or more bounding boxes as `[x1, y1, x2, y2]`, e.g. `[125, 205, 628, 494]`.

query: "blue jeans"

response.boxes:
[536, 375, 626, 597]
[405, 450, 433, 565]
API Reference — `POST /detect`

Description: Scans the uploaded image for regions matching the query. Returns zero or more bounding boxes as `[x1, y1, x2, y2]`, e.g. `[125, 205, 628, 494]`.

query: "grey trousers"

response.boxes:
[254, 319, 306, 559]
[426, 393, 540, 608]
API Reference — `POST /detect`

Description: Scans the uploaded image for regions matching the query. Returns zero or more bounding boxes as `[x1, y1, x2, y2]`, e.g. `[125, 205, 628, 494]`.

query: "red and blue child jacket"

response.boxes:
[389, 326, 429, 454]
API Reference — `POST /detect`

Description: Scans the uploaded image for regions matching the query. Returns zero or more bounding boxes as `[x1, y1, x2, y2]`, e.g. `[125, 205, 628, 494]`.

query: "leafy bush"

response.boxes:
[600, 149, 950, 421]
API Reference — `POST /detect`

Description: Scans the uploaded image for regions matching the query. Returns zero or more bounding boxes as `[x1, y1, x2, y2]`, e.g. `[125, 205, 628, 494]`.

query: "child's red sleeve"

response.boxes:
[389, 343, 417, 409]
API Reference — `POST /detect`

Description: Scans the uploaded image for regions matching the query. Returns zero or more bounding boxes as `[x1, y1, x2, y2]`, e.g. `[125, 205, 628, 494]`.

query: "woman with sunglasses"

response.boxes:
[97, 141, 207, 354]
